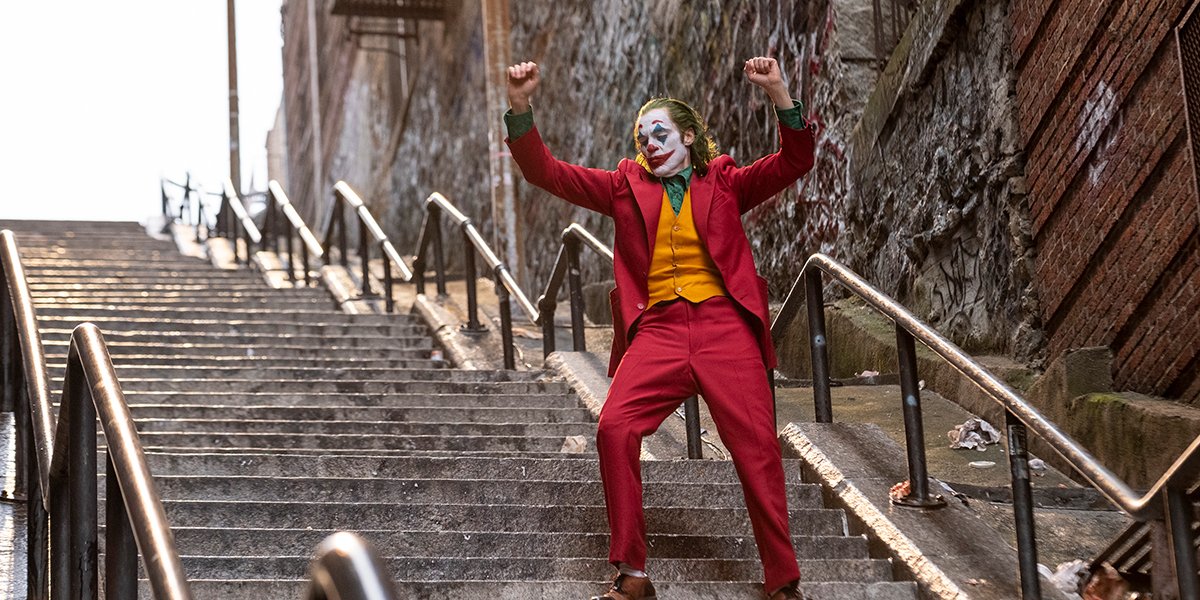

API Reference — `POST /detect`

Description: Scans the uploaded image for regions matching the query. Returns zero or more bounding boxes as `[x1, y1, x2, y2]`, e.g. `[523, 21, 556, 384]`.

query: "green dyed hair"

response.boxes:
[633, 97, 719, 175]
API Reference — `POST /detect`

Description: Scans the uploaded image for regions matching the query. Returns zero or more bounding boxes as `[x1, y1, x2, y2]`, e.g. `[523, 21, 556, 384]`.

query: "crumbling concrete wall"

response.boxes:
[842, 0, 1039, 359]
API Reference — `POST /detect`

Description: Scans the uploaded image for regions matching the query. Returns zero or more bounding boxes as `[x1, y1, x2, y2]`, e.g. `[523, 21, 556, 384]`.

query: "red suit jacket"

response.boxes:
[507, 122, 815, 376]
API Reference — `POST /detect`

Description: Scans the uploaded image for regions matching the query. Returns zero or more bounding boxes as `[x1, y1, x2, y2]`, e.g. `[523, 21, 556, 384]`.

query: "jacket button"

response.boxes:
[636, 303, 645, 310]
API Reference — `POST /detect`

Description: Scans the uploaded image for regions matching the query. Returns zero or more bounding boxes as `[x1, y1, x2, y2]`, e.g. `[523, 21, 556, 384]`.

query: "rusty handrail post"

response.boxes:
[565, 236, 587, 352]
[684, 396, 703, 459]
[495, 266, 516, 370]
[461, 224, 485, 332]
[430, 205, 447, 297]
[893, 326, 945, 509]
[359, 217, 372, 297]
[383, 244, 395, 313]
[805, 269, 833, 423]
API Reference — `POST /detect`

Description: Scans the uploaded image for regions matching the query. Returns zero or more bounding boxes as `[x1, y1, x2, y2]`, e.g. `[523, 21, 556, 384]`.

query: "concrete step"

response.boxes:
[127, 431, 592, 453]
[141, 476, 823, 508]
[41, 342, 432, 360]
[129, 419, 597, 438]
[40, 330, 433, 349]
[135, 447, 598, 458]
[32, 298, 336, 310]
[53, 355, 442, 369]
[19, 258, 217, 270]
[33, 306, 406, 323]
[123, 404, 592, 424]
[121, 392, 579, 409]
[36, 315, 427, 336]
[156, 556, 891, 583]
[162, 528, 864, 561]
[101, 379, 567, 395]
[24, 271, 262, 281]
[139, 454, 797, 483]
[159, 579, 918, 600]
[51, 365, 550, 382]
[27, 282, 325, 294]
[148, 501, 848, 537]
[29, 285, 303, 296]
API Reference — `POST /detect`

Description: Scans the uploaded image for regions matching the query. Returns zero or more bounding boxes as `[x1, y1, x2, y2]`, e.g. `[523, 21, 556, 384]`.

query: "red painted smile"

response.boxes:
[647, 149, 675, 169]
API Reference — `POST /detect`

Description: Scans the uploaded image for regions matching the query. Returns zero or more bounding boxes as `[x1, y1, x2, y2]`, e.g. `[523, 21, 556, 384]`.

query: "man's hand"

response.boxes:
[507, 61, 540, 114]
[743, 56, 793, 109]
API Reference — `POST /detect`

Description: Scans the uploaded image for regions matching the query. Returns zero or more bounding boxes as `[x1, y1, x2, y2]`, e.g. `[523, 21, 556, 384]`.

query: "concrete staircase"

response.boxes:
[3, 219, 918, 599]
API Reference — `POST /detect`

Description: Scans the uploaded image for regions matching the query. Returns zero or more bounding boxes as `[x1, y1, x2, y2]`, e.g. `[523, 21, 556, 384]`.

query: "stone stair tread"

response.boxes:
[120, 392, 580, 408]
[155, 556, 893, 583]
[125, 475, 824, 506]
[147, 501, 848, 536]
[122, 404, 593, 422]
[135, 447, 600, 458]
[156, 528, 866, 559]
[103, 381, 568, 395]
[160, 579, 918, 600]
[127, 419, 598, 437]
[138, 454, 809, 482]
[50, 365, 551, 382]
[125, 432, 598, 452]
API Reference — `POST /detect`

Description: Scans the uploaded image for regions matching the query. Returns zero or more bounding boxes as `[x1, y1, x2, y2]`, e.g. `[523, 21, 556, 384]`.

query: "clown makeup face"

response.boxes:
[636, 108, 694, 178]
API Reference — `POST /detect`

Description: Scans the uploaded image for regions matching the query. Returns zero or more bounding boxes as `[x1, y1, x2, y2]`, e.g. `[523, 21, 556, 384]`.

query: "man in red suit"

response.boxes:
[505, 57, 814, 600]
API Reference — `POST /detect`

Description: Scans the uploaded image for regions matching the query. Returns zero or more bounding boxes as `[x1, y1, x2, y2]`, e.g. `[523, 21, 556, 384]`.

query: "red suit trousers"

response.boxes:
[596, 296, 800, 591]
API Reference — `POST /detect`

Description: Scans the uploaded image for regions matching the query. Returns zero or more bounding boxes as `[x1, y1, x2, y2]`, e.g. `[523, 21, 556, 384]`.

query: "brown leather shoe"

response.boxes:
[766, 579, 804, 600]
[589, 573, 657, 600]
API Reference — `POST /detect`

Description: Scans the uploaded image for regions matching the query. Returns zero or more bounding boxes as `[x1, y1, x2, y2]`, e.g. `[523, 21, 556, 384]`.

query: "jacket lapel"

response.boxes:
[689, 170, 713, 245]
[626, 170, 664, 256]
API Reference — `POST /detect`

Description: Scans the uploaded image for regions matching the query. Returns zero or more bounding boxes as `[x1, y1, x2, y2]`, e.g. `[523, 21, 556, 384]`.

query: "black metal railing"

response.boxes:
[413, 191, 535, 370]
[326, 182, 415, 313]
[1, 230, 193, 599]
[305, 532, 399, 600]
[218, 180, 264, 266]
[773, 252, 1200, 598]
[264, 180, 325, 286]
[161, 174, 213, 243]
[534, 224, 612, 356]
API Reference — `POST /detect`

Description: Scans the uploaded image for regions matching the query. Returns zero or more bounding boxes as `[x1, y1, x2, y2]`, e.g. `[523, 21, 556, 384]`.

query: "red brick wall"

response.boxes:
[1013, 0, 1200, 402]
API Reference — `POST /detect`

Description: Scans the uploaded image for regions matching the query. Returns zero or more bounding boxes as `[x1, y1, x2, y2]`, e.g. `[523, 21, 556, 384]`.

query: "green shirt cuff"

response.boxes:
[774, 100, 806, 130]
[504, 108, 535, 140]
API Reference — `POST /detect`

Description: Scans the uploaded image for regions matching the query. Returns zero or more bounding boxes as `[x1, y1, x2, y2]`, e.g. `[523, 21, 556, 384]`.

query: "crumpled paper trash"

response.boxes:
[948, 417, 1001, 451]
[1039, 559, 1089, 598]
[561, 435, 588, 453]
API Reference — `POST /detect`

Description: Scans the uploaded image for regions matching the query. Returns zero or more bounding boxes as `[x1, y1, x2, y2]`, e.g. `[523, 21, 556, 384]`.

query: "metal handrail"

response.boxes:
[221, 180, 263, 266]
[535, 224, 612, 356]
[415, 191, 536, 370]
[326, 181, 415, 312]
[1, 230, 193, 599]
[264, 180, 325, 286]
[775, 252, 1200, 598]
[305, 532, 399, 600]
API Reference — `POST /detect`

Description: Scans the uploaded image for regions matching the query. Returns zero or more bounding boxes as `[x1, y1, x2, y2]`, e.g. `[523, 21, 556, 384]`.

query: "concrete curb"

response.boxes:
[780, 421, 1069, 600]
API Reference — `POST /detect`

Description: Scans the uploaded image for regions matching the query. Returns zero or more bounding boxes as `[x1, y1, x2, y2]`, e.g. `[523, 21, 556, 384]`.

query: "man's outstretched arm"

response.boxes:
[504, 61, 619, 217]
[732, 57, 815, 214]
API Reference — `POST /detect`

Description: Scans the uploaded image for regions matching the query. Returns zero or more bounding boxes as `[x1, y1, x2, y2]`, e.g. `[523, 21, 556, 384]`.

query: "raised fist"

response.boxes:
[743, 57, 782, 89]
[507, 61, 541, 112]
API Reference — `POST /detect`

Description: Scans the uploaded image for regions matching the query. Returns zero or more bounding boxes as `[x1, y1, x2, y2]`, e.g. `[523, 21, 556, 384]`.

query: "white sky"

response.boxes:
[0, 1, 283, 222]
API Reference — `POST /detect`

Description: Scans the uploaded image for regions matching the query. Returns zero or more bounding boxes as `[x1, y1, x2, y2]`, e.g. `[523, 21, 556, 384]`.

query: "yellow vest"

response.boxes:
[646, 188, 728, 308]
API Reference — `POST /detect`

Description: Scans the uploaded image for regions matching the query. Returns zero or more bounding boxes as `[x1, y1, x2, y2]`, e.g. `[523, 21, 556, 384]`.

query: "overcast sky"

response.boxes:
[0, 1, 283, 222]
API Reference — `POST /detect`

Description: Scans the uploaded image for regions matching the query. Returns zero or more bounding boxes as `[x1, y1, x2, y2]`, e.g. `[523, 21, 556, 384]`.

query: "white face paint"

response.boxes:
[636, 108, 693, 178]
